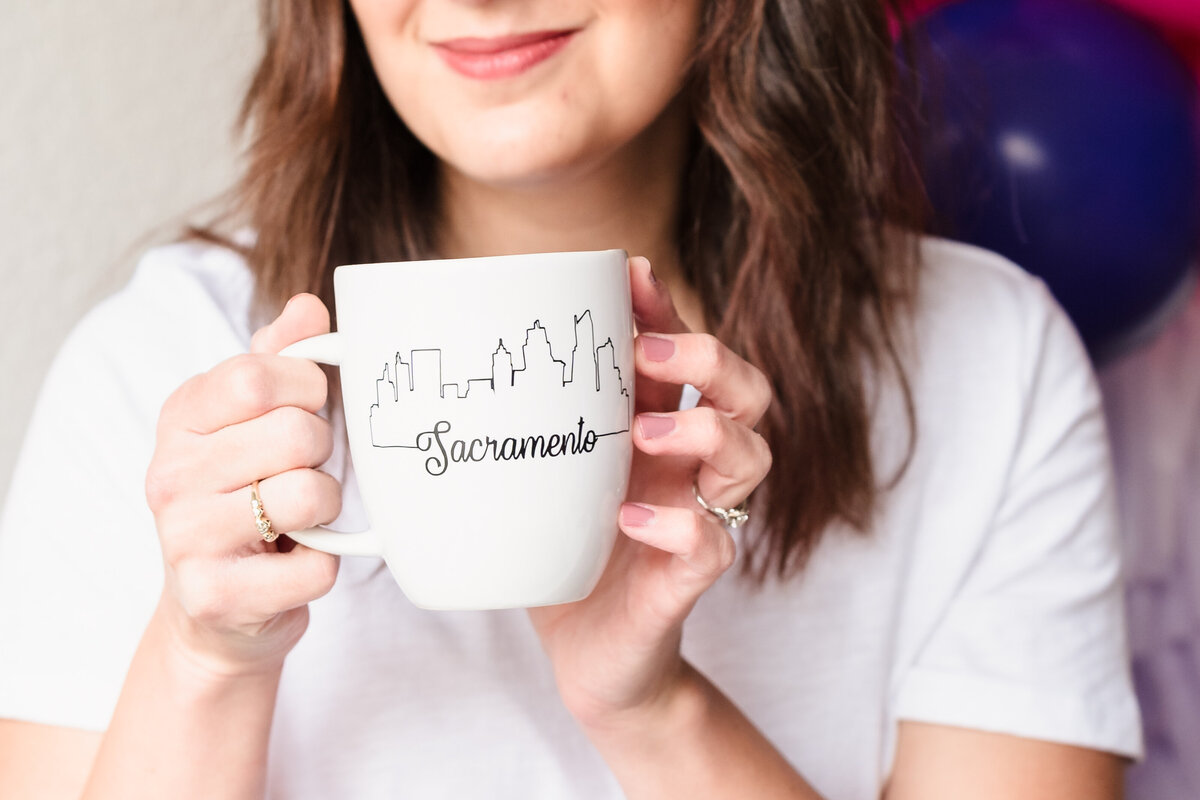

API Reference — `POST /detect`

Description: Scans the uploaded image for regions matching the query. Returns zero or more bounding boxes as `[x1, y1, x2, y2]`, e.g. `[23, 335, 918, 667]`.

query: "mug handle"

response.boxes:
[277, 333, 384, 558]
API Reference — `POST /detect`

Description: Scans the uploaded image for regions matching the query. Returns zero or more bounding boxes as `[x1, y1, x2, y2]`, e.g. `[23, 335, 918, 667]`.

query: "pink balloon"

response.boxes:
[1103, 0, 1200, 36]
[907, 0, 953, 15]
[897, 0, 953, 22]
[1103, 1, 1200, 86]
[896, 1, 1200, 87]
[891, 0, 953, 36]
[1181, 36, 1200, 85]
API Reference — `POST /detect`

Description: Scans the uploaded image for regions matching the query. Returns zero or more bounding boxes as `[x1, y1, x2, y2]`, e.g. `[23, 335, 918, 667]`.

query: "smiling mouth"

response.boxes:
[431, 29, 580, 80]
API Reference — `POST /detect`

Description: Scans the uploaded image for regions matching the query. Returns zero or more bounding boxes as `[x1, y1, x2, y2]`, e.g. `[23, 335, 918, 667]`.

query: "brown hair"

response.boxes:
[195, 0, 926, 579]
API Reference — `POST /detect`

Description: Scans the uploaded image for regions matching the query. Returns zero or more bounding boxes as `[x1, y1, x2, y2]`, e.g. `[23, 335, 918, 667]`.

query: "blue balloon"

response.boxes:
[909, 0, 1200, 357]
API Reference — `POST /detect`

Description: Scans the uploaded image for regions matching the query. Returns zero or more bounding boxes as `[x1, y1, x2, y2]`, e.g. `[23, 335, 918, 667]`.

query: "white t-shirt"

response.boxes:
[0, 237, 1142, 799]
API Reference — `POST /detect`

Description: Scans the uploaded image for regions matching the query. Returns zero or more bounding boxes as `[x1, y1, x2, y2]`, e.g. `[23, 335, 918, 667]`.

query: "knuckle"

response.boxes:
[716, 530, 737, 573]
[157, 381, 190, 428]
[248, 325, 271, 353]
[312, 554, 340, 597]
[177, 568, 229, 625]
[697, 333, 726, 374]
[312, 416, 335, 462]
[144, 458, 182, 512]
[684, 509, 735, 577]
[286, 479, 323, 528]
[755, 432, 774, 480]
[157, 386, 182, 422]
[157, 532, 184, 568]
[226, 355, 275, 417]
[290, 470, 341, 527]
[694, 407, 726, 457]
[154, 508, 193, 565]
[318, 474, 344, 523]
[156, 374, 207, 438]
[276, 407, 324, 465]
[752, 372, 774, 418]
[302, 361, 331, 410]
[685, 510, 709, 552]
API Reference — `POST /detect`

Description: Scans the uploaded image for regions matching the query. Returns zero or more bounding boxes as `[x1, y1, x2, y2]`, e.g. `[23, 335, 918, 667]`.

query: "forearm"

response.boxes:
[582, 661, 824, 800]
[82, 598, 282, 800]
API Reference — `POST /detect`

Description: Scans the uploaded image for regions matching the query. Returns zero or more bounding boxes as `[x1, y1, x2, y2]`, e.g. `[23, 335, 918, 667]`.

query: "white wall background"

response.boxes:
[0, 3, 260, 496]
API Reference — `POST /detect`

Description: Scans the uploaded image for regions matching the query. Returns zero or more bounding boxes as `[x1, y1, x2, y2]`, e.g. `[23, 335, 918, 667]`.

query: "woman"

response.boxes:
[0, 1, 1141, 797]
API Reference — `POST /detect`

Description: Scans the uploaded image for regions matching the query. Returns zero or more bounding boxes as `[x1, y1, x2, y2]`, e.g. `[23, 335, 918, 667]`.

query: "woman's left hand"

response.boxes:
[527, 256, 774, 730]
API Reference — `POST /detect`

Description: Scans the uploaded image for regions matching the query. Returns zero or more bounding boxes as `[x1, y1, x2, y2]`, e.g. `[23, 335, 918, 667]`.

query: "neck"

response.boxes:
[435, 98, 692, 294]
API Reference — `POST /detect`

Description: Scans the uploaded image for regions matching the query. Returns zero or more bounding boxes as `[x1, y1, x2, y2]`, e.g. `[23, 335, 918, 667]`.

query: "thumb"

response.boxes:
[250, 293, 331, 355]
[629, 256, 689, 335]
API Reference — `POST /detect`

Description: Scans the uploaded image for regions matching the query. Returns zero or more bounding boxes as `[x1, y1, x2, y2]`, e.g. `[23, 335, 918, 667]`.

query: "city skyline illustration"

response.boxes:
[370, 309, 631, 448]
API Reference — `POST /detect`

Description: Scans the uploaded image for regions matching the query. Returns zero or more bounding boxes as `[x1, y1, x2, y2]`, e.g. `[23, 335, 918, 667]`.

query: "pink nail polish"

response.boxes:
[640, 334, 675, 362]
[621, 503, 656, 527]
[637, 413, 675, 439]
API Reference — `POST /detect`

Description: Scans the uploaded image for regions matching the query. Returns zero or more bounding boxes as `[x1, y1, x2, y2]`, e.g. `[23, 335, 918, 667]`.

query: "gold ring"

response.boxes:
[250, 480, 279, 543]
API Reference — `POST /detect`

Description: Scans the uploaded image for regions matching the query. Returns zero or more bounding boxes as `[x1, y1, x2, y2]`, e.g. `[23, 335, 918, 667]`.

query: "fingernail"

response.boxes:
[637, 413, 675, 439]
[640, 334, 675, 362]
[633, 256, 656, 286]
[621, 503, 656, 527]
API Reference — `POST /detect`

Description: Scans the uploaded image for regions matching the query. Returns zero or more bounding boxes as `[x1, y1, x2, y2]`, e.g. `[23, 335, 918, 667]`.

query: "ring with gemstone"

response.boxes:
[250, 480, 279, 543]
[692, 481, 750, 529]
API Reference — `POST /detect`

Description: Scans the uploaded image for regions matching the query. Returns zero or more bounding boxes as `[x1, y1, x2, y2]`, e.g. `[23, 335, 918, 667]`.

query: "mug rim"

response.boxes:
[333, 248, 628, 277]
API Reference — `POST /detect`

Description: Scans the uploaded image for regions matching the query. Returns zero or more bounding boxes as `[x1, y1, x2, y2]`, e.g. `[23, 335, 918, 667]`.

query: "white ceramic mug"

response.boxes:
[279, 250, 634, 610]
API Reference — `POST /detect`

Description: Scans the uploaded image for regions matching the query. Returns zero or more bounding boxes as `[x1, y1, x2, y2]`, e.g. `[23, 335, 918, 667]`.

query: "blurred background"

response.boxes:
[0, 2, 258, 493]
[2, 0, 1199, 797]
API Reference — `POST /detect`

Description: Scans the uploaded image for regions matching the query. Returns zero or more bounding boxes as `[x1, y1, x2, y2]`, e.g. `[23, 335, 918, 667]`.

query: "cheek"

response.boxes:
[348, 0, 424, 103]
[348, 0, 418, 44]
[590, 1, 701, 126]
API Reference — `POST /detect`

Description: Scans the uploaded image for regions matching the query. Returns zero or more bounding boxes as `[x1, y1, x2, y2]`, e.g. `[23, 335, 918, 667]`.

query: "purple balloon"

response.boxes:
[910, 0, 1200, 358]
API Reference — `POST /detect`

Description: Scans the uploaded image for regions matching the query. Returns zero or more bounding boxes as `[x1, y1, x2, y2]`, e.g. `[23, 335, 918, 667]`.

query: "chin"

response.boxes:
[434, 119, 611, 189]
[449, 149, 592, 188]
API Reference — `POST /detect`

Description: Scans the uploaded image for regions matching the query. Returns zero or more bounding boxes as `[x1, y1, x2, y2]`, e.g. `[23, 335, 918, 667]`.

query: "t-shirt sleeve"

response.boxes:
[892, 278, 1143, 759]
[0, 244, 252, 731]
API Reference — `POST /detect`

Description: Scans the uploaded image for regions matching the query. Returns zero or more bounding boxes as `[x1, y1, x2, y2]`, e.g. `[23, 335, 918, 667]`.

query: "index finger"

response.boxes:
[635, 332, 772, 427]
[160, 353, 329, 436]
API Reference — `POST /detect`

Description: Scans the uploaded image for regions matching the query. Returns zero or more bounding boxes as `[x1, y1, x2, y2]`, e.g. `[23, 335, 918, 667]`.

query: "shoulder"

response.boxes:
[912, 236, 1064, 354]
[81, 237, 256, 352]
[59, 238, 257, 408]
[904, 236, 1093, 424]
[916, 235, 1040, 293]
[867, 237, 1089, 477]
[19, 238, 258, 468]
[879, 237, 1106, 513]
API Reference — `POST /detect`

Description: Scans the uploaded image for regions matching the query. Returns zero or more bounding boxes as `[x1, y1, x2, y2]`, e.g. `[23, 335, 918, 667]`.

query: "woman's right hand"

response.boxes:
[144, 293, 343, 677]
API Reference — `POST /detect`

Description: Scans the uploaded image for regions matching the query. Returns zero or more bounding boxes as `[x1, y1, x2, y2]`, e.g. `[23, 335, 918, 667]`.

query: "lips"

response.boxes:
[431, 29, 579, 80]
